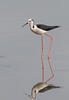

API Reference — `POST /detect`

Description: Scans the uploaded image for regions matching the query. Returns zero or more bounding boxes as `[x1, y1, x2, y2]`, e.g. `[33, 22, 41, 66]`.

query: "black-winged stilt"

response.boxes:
[25, 82, 60, 100]
[22, 18, 60, 83]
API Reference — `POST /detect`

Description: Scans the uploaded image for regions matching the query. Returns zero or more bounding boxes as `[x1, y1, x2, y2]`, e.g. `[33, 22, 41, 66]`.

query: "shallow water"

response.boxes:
[0, 0, 69, 100]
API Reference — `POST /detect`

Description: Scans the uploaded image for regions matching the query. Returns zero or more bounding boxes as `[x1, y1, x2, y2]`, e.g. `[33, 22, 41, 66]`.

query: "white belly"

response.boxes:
[31, 27, 47, 35]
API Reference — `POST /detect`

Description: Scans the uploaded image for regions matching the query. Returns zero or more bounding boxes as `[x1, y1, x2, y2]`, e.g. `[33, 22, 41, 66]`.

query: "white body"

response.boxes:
[31, 25, 47, 35]
[26, 82, 48, 100]
[25, 82, 60, 100]
[27, 19, 47, 35]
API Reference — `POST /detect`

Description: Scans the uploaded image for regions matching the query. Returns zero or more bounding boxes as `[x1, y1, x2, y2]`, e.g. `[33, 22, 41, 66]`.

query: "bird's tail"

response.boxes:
[48, 84, 61, 89]
[53, 26, 60, 28]
[39, 83, 61, 93]
[48, 26, 60, 30]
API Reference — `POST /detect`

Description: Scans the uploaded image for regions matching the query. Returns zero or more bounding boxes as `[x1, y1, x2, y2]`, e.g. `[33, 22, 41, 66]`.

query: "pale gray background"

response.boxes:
[0, 0, 69, 100]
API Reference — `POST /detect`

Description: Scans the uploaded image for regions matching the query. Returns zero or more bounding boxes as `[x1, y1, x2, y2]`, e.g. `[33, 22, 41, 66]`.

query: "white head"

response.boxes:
[25, 93, 36, 100]
[28, 18, 34, 25]
[22, 18, 34, 27]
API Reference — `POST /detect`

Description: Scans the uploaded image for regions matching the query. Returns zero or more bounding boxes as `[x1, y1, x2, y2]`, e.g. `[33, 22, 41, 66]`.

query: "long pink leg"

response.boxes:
[41, 35, 44, 82]
[45, 33, 54, 83]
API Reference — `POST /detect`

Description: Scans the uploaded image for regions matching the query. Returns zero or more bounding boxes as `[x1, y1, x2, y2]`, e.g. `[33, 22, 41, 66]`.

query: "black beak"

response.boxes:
[22, 22, 28, 27]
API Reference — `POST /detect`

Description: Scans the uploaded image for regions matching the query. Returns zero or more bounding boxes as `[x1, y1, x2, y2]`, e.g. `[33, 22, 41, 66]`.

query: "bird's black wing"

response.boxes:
[39, 84, 61, 93]
[36, 24, 60, 31]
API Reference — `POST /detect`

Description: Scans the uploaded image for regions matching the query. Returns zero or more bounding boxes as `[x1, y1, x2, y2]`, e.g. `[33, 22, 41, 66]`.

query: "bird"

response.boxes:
[22, 18, 60, 83]
[25, 82, 61, 100]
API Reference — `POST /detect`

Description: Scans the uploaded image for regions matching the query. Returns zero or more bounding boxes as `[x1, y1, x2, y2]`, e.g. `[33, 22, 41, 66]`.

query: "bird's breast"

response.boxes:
[31, 27, 47, 35]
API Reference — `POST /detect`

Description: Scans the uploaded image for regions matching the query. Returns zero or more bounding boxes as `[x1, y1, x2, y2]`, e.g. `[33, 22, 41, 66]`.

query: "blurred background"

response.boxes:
[0, 0, 69, 100]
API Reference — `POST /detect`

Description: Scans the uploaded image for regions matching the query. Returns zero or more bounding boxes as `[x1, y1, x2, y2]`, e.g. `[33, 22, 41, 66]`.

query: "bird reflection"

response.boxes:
[25, 82, 61, 100]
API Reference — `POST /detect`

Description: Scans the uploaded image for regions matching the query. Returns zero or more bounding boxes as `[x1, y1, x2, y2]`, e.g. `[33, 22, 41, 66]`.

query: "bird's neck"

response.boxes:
[31, 90, 36, 99]
[29, 22, 34, 29]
